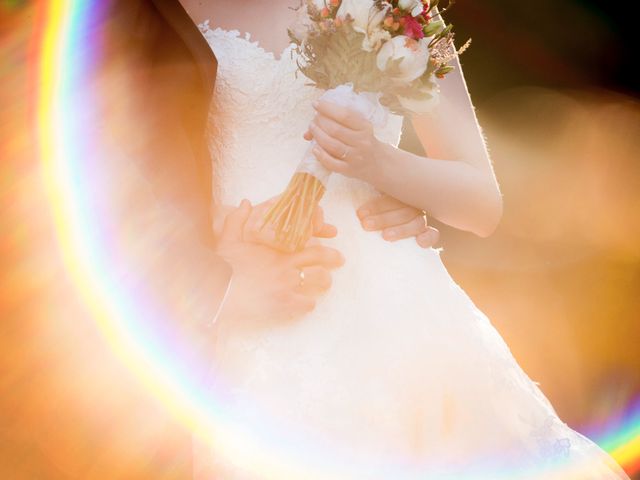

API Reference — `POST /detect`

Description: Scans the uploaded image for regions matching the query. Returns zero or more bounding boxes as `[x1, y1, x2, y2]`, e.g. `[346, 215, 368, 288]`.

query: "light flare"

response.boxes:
[32, 1, 639, 478]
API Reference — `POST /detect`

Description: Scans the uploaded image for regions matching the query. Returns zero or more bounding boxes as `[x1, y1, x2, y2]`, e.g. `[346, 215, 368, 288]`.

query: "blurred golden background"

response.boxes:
[1, 0, 638, 478]
[401, 0, 640, 452]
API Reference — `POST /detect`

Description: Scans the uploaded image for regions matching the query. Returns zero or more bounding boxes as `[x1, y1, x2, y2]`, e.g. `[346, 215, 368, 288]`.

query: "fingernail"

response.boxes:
[419, 231, 436, 248]
[312, 146, 321, 155]
[358, 209, 370, 218]
[363, 219, 374, 229]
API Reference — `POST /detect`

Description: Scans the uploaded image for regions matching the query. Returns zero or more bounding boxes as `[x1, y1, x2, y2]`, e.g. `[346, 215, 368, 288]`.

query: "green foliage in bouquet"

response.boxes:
[264, 0, 471, 251]
[287, 0, 469, 115]
[290, 22, 393, 93]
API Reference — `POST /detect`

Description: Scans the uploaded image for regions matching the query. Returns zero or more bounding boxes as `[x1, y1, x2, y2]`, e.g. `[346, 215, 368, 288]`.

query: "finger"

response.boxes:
[416, 227, 440, 249]
[312, 146, 349, 175]
[219, 199, 252, 246]
[288, 295, 316, 317]
[313, 100, 370, 131]
[244, 198, 279, 245]
[362, 207, 420, 232]
[292, 245, 345, 269]
[312, 208, 338, 239]
[247, 227, 282, 250]
[244, 198, 272, 233]
[313, 113, 360, 146]
[357, 195, 407, 219]
[294, 266, 332, 295]
[303, 130, 313, 141]
[382, 215, 428, 242]
[309, 122, 349, 160]
[315, 223, 338, 238]
[311, 207, 324, 233]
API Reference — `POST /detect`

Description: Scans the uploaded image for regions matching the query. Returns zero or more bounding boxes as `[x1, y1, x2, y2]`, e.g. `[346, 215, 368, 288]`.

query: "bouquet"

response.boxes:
[263, 0, 469, 251]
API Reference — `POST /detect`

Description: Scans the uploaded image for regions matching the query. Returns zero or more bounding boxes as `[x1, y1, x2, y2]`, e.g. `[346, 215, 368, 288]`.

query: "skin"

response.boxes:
[180, 0, 438, 247]
[307, 55, 503, 237]
[216, 200, 345, 326]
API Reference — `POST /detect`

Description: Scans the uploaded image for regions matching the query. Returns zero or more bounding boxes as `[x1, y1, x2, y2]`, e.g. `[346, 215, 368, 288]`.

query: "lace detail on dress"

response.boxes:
[194, 20, 629, 480]
[199, 21, 404, 207]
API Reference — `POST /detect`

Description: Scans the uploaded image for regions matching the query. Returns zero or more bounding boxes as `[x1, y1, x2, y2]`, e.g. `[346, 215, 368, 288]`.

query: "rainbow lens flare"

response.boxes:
[28, 1, 639, 478]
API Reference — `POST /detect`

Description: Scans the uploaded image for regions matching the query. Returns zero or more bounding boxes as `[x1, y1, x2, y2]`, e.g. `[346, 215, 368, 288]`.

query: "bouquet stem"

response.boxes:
[262, 172, 326, 252]
[262, 84, 388, 252]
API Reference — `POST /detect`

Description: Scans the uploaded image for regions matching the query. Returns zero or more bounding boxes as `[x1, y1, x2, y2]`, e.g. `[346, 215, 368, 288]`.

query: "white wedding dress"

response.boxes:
[193, 23, 629, 480]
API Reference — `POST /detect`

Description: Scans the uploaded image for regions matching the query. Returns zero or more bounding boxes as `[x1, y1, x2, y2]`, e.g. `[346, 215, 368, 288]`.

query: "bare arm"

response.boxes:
[309, 53, 503, 238]
[393, 53, 502, 236]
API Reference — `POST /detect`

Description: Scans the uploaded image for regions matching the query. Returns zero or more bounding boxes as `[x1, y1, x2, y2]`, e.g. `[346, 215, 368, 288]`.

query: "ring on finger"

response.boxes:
[421, 210, 429, 230]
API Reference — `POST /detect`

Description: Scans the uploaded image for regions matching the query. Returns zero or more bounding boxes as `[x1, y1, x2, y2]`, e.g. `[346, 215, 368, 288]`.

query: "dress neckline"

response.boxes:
[200, 22, 296, 62]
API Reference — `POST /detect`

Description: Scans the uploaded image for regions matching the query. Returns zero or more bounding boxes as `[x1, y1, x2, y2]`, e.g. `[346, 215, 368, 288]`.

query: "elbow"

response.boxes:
[474, 188, 503, 238]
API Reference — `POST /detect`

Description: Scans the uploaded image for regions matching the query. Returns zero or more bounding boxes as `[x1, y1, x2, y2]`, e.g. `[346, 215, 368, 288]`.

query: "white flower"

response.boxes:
[337, 0, 390, 51]
[362, 29, 392, 52]
[398, 0, 425, 17]
[376, 35, 431, 83]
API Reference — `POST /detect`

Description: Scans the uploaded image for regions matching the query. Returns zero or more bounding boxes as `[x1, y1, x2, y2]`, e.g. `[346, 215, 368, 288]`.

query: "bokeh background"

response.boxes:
[1, 0, 639, 478]
[401, 0, 640, 469]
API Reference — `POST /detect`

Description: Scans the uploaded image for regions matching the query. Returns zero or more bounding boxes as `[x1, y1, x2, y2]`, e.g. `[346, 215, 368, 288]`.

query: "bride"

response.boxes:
[181, 0, 630, 478]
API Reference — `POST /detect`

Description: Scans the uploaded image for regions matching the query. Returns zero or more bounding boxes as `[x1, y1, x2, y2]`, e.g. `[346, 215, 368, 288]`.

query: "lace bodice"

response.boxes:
[195, 21, 629, 480]
[199, 22, 404, 208]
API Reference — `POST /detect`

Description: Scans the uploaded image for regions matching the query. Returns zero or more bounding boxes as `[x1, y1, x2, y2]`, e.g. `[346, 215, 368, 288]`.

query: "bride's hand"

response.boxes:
[243, 197, 337, 252]
[305, 100, 385, 184]
[357, 195, 440, 249]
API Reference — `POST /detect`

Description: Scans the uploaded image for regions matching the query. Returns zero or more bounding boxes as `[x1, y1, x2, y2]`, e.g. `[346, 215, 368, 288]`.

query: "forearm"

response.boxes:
[370, 143, 502, 237]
